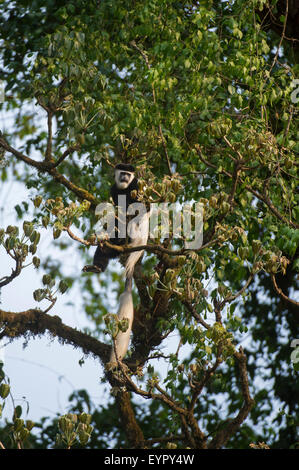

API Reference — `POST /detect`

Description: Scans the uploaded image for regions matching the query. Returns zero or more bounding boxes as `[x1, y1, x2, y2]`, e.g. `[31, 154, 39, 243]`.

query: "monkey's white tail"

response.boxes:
[110, 277, 134, 363]
[125, 209, 150, 279]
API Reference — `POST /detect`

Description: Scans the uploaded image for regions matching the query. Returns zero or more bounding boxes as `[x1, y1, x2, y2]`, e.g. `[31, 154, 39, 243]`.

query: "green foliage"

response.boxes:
[0, 363, 35, 449]
[0, 0, 298, 450]
[56, 412, 93, 448]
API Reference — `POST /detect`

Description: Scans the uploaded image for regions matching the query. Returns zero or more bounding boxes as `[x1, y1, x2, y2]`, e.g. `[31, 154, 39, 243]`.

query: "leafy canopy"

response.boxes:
[0, 0, 298, 449]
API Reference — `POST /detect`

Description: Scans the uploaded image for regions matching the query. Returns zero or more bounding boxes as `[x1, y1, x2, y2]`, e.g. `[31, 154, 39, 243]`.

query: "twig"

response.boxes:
[0, 255, 23, 288]
[271, 274, 299, 309]
[219, 274, 254, 310]
[189, 349, 222, 413]
[208, 347, 254, 448]
[43, 296, 57, 314]
[64, 226, 90, 246]
[223, 136, 242, 162]
[45, 109, 53, 162]
[53, 144, 81, 168]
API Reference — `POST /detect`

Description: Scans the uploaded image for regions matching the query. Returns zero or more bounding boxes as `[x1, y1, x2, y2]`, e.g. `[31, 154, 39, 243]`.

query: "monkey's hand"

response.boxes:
[82, 265, 102, 273]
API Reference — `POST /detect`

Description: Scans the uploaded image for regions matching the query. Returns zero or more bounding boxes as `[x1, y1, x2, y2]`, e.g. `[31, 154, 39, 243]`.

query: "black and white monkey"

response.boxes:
[83, 163, 139, 275]
[83, 163, 149, 362]
[109, 276, 134, 364]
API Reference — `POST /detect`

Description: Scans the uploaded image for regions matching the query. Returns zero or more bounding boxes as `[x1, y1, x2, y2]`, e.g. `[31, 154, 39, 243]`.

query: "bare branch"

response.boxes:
[53, 144, 81, 168]
[0, 308, 110, 362]
[219, 274, 254, 310]
[271, 274, 299, 310]
[0, 251, 23, 288]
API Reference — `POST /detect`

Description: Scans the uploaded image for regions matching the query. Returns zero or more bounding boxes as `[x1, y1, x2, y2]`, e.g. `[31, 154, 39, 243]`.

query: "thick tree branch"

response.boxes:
[0, 136, 47, 171]
[48, 166, 98, 207]
[0, 308, 110, 361]
[186, 412, 207, 449]
[116, 390, 145, 448]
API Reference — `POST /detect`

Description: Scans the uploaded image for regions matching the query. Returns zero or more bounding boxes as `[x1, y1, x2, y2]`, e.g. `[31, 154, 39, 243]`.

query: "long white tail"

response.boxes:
[110, 277, 134, 363]
[125, 209, 150, 278]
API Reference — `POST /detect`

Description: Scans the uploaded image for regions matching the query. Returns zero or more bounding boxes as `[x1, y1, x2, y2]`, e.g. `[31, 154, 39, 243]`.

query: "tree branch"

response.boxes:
[116, 390, 145, 448]
[0, 252, 23, 288]
[219, 274, 254, 311]
[268, 0, 289, 75]
[0, 308, 110, 362]
[208, 347, 254, 448]
[45, 109, 53, 162]
[53, 144, 81, 168]
[0, 136, 47, 171]
[182, 299, 210, 329]
[271, 273, 299, 309]
[65, 224, 220, 257]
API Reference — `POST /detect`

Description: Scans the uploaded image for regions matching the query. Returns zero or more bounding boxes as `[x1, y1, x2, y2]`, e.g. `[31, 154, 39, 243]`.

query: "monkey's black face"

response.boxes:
[115, 169, 134, 189]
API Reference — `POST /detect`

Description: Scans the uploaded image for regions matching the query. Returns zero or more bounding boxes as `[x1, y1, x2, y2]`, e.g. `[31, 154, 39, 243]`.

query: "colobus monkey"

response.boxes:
[83, 163, 150, 363]
[109, 276, 134, 363]
[82, 163, 139, 275]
